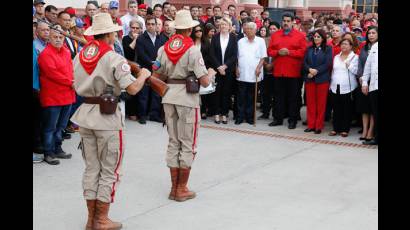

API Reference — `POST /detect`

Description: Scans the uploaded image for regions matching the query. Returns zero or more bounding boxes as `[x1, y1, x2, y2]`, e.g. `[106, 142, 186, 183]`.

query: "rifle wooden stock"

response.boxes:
[127, 61, 169, 97]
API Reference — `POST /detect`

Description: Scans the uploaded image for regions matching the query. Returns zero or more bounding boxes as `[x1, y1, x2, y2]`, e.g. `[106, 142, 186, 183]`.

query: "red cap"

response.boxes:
[65, 7, 76, 17]
[138, 4, 147, 9]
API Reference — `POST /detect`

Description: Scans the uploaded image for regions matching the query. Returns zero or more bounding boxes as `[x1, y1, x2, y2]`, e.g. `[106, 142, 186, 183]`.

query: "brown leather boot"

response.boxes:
[175, 167, 196, 202]
[85, 200, 96, 230]
[93, 200, 122, 230]
[168, 167, 179, 200]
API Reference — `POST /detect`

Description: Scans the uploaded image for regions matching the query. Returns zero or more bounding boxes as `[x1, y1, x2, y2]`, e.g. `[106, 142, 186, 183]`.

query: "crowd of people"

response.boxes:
[33, 0, 379, 164]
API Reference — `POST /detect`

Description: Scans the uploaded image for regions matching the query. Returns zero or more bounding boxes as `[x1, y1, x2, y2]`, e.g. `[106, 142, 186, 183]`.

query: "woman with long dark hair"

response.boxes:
[302, 29, 333, 134]
[191, 25, 214, 119]
[356, 26, 378, 141]
[204, 23, 217, 43]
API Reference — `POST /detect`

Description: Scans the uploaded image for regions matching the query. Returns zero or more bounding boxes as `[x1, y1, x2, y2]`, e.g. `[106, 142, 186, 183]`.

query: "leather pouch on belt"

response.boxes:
[186, 74, 199, 94]
[99, 94, 118, 114]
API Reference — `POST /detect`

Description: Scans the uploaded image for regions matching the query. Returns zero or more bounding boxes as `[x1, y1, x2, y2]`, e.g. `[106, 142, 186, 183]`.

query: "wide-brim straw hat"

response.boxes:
[169, 10, 199, 29]
[84, 13, 123, 36]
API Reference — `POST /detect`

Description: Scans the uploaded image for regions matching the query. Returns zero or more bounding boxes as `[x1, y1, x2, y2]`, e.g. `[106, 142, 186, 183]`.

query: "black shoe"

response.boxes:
[149, 117, 163, 123]
[63, 132, 71, 139]
[288, 122, 296, 129]
[222, 120, 228, 124]
[138, 118, 147, 124]
[246, 119, 254, 125]
[314, 129, 321, 134]
[257, 114, 269, 120]
[54, 151, 72, 159]
[65, 128, 75, 134]
[359, 137, 367, 141]
[44, 155, 60, 165]
[269, 120, 283, 126]
[235, 119, 243, 125]
[302, 120, 307, 126]
[363, 139, 378, 145]
[304, 128, 314, 132]
[201, 114, 207, 119]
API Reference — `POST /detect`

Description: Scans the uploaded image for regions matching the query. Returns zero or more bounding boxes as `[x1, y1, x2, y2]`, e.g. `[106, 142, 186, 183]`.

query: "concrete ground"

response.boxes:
[33, 108, 378, 230]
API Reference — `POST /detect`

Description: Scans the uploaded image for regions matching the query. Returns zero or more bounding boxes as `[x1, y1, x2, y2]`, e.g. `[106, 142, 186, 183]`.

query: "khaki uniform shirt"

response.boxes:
[155, 45, 208, 108]
[71, 51, 135, 130]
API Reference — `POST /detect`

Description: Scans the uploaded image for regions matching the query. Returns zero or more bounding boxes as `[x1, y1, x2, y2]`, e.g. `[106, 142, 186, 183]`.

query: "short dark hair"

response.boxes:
[190, 6, 199, 10]
[240, 10, 249, 16]
[147, 7, 153, 15]
[269, 21, 281, 30]
[228, 4, 235, 9]
[94, 33, 109, 40]
[45, 5, 58, 12]
[206, 7, 212, 11]
[145, 15, 157, 24]
[153, 4, 162, 10]
[214, 16, 222, 21]
[162, 2, 170, 8]
[58, 11, 70, 18]
[282, 12, 294, 21]
[213, 5, 221, 10]
[312, 11, 317, 15]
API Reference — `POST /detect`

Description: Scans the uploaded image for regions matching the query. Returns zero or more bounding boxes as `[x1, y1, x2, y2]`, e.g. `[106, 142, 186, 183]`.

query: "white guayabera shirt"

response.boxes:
[237, 36, 267, 83]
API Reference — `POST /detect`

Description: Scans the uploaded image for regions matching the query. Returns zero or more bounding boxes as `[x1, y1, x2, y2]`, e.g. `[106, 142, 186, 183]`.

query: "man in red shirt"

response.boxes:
[250, 9, 262, 29]
[38, 27, 76, 165]
[83, 1, 99, 41]
[328, 25, 343, 58]
[201, 6, 212, 23]
[267, 13, 307, 129]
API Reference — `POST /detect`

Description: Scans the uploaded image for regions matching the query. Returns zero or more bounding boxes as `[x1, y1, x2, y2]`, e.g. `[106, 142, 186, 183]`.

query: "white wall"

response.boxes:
[307, 0, 352, 8]
[44, 0, 90, 8]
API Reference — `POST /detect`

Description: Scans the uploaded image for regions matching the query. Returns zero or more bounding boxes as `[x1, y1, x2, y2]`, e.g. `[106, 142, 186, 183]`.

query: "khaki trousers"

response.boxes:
[79, 127, 124, 203]
[163, 103, 200, 168]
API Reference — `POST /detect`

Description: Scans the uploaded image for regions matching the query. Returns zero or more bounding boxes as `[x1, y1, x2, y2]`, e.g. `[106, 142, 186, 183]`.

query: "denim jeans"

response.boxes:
[42, 105, 72, 156]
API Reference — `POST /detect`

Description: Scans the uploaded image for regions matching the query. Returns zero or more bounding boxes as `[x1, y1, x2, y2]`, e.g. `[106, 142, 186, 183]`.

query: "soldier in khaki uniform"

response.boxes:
[154, 10, 217, 202]
[71, 13, 151, 230]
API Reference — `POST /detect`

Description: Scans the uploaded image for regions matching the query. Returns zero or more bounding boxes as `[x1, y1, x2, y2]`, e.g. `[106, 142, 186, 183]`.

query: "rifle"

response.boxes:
[37, 19, 88, 46]
[127, 61, 169, 97]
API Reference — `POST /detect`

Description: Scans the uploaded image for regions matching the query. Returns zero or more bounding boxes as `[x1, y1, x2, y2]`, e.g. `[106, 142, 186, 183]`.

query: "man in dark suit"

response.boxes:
[209, 17, 238, 124]
[135, 15, 167, 124]
[58, 11, 77, 59]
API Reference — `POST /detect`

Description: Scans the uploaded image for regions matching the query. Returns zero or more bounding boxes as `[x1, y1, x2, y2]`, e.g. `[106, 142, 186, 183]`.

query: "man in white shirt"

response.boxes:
[121, 0, 146, 38]
[236, 22, 267, 125]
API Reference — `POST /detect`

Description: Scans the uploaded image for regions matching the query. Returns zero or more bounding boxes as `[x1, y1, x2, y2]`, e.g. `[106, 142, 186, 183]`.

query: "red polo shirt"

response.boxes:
[268, 29, 307, 78]
[38, 44, 76, 107]
[327, 39, 341, 58]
